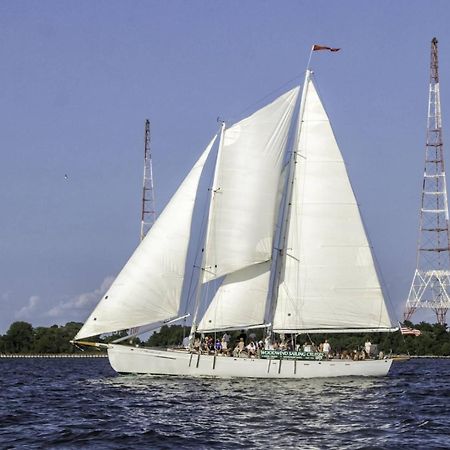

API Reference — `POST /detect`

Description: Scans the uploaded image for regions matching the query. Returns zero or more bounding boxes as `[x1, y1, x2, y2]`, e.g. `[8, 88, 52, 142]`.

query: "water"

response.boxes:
[1, 358, 449, 449]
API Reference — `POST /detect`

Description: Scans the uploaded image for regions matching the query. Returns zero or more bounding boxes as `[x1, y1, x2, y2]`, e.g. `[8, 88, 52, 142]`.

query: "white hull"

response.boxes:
[107, 345, 393, 379]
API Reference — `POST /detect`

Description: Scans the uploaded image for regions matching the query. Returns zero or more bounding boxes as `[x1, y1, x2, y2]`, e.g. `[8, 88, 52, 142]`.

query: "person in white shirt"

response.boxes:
[246, 341, 256, 358]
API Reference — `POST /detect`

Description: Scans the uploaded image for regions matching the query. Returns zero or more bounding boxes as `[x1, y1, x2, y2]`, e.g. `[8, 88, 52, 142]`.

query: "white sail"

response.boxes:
[273, 79, 393, 332]
[197, 155, 291, 332]
[197, 261, 271, 332]
[203, 87, 299, 281]
[75, 135, 217, 340]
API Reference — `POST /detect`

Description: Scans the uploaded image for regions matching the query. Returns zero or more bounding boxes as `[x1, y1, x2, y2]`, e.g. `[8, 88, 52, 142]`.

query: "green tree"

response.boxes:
[4, 321, 34, 353]
[33, 323, 87, 353]
[147, 325, 190, 347]
[441, 342, 450, 355]
[0, 335, 6, 353]
[1, 320, 449, 355]
[34, 326, 59, 353]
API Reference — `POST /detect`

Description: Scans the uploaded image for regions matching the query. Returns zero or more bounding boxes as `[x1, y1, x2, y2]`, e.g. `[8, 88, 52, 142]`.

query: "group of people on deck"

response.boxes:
[297, 339, 331, 355]
[295, 339, 381, 360]
[190, 333, 384, 360]
[192, 333, 232, 355]
[192, 332, 264, 357]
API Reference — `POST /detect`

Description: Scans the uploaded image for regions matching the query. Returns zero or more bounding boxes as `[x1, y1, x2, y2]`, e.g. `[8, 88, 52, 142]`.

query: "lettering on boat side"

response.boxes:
[260, 350, 324, 361]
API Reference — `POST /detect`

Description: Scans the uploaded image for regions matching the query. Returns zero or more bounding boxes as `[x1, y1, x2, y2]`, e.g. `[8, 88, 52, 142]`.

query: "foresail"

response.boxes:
[203, 87, 299, 282]
[197, 261, 271, 332]
[273, 79, 393, 332]
[74, 135, 217, 340]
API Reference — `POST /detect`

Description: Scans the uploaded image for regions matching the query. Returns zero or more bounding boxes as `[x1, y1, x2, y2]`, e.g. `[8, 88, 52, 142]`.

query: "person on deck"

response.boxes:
[193, 338, 201, 354]
[222, 332, 230, 345]
[264, 335, 272, 350]
[221, 337, 228, 355]
[257, 340, 264, 358]
[233, 338, 246, 357]
[246, 341, 256, 358]
[322, 340, 331, 357]
[238, 330, 247, 343]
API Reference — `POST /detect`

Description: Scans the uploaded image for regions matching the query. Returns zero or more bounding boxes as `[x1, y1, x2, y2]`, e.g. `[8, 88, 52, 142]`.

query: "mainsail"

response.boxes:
[273, 77, 393, 332]
[74, 135, 217, 340]
[202, 87, 300, 281]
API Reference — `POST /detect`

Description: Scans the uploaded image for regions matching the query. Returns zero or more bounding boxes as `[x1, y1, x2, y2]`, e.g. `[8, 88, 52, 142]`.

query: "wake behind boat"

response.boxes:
[73, 51, 397, 378]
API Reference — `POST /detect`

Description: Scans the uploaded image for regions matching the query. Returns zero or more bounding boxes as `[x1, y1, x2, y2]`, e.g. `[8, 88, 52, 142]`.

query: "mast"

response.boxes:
[189, 122, 226, 343]
[140, 119, 156, 241]
[404, 38, 450, 325]
[266, 70, 311, 333]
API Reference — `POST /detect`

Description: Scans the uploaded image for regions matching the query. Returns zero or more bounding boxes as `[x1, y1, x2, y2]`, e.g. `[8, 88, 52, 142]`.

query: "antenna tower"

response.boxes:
[140, 119, 156, 241]
[404, 38, 450, 325]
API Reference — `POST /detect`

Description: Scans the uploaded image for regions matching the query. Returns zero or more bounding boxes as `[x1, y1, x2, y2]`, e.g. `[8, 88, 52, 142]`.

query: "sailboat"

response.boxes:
[73, 66, 397, 378]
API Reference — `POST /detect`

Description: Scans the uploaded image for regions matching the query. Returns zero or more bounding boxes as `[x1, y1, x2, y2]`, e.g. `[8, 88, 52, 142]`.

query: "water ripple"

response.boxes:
[1, 358, 449, 448]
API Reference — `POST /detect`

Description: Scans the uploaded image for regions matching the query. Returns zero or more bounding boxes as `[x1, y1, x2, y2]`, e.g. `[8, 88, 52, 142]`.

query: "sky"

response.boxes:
[1, 0, 450, 333]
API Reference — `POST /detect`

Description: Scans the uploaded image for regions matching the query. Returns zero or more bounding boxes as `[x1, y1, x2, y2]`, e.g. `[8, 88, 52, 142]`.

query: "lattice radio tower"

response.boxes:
[404, 38, 450, 325]
[140, 119, 156, 241]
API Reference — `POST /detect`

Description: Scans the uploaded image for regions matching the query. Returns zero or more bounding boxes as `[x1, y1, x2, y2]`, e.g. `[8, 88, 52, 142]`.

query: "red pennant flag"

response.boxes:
[313, 45, 340, 52]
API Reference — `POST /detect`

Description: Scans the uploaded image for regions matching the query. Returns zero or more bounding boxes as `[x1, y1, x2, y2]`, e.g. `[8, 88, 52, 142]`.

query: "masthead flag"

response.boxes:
[313, 45, 341, 52]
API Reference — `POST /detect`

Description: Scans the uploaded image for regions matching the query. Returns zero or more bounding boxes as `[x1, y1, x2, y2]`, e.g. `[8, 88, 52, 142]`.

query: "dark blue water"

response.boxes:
[1, 358, 449, 449]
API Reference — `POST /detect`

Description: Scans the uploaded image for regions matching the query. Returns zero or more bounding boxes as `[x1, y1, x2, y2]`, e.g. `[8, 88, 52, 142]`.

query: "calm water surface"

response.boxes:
[1, 358, 449, 449]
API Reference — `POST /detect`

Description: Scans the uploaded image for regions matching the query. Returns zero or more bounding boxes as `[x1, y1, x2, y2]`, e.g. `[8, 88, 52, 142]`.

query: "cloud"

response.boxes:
[45, 276, 114, 322]
[15, 295, 41, 320]
[9, 276, 115, 330]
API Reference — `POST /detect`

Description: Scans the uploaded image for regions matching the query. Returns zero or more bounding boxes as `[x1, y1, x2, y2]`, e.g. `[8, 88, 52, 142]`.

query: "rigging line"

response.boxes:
[183, 226, 206, 317]
[190, 124, 225, 340]
[183, 135, 220, 318]
[228, 73, 303, 124]
[306, 332, 315, 347]
[266, 72, 307, 333]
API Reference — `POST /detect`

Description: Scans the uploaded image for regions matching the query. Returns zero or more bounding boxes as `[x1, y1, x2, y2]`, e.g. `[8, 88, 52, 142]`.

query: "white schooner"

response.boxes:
[73, 62, 397, 378]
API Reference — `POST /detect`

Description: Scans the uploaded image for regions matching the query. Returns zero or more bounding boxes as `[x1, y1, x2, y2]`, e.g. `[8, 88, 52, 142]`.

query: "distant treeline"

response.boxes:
[0, 322, 93, 354]
[0, 321, 163, 354]
[1, 320, 449, 356]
